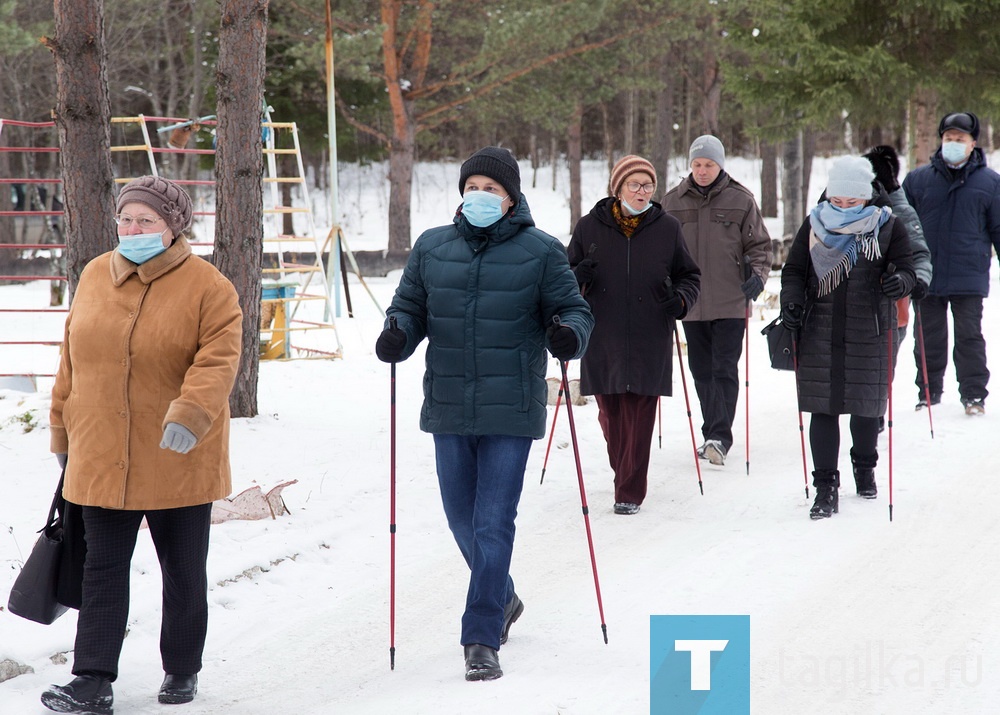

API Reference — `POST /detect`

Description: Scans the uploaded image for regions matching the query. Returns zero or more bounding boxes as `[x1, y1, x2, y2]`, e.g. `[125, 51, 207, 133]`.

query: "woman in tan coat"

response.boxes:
[42, 176, 242, 715]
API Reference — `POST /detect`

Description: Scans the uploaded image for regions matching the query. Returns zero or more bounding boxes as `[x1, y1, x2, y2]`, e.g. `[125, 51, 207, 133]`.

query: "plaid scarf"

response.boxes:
[611, 200, 645, 237]
[808, 202, 891, 296]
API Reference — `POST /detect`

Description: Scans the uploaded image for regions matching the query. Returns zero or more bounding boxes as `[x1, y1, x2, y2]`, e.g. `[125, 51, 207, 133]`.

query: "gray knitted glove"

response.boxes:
[160, 423, 197, 454]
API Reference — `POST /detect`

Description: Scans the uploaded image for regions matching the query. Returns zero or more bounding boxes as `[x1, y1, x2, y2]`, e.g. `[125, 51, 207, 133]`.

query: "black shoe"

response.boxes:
[464, 644, 503, 681]
[851, 450, 878, 499]
[41, 674, 114, 715]
[158, 674, 198, 705]
[915, 392, 942, 411]
[963, 397, 986, 416]
[500, 593, 524, 646]
[809, 470, 840, 520]
[614, 502, 640, 515]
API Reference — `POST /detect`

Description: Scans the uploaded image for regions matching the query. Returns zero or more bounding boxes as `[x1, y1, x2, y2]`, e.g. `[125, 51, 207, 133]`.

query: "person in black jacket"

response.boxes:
[568, 155, 701, 516]
[901, 111, 1000, 416]
[780, 156, 915, 519]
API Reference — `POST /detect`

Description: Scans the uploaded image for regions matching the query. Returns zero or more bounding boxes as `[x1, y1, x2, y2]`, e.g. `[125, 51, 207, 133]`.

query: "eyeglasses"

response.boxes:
[114, 215, 163, 230]
[625, 181, 655, 194]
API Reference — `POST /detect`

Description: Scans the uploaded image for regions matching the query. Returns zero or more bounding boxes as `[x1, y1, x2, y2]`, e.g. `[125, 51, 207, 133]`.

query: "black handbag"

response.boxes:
[7, 471, 85, 624]
[761, 317, 797, 371]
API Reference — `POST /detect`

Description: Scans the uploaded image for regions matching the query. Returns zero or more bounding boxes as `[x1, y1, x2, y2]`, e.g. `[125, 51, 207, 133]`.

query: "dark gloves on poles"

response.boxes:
[910, 280, 928, 301]
[740, 274, 765, 302]
[661, 279, 685, 319]
[546, 324, 578, 360]
[781, 303, 803, 330]
[375, 326, 407, 363]
[573, 257, 598, 287]
[881, 271, 913, 301]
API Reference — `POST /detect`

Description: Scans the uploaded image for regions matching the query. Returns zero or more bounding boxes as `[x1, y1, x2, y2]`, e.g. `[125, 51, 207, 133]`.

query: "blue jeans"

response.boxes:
[433, 434, 531, 650]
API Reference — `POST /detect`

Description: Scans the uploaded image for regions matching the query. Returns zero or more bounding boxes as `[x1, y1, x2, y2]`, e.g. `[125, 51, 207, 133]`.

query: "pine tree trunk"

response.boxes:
[214, 0, 269, 418]
[48, 0, 115, 299]
[759, 142, 778, 218]
[781, 133, 804, 240]
[387, 113, 414, 254]
[652, 53, 674, 199]
[567, 102, 583, 234]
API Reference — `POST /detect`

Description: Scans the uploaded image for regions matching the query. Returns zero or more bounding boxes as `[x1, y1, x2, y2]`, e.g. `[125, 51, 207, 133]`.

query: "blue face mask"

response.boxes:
[461, 191, 508, 227]
[621, 197, 652, 216]
[941, 141, 969, 165]
[829, 203, 866, 215]
[118, 231, 168, 264]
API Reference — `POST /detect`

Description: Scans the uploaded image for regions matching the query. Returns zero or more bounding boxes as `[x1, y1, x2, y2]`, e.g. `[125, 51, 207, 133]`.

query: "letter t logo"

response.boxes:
[674, 639, 729, 690]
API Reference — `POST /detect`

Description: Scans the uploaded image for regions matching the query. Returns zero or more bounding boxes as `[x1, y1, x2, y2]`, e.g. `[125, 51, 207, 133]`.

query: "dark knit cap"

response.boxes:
[938, 111, 980, 141]
[608, 155, 657, 196]
[116, 175, 193, 236]
[863, 145, 901, 192]
[459, 147, 521, 202]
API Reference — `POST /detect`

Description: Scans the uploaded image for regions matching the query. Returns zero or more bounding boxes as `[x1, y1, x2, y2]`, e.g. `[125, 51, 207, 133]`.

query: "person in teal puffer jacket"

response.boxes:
[375, 146, 593, 682]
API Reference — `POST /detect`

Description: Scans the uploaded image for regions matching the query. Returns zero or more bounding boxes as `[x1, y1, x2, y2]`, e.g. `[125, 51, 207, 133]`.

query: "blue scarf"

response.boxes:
[808, 203, 891, 296]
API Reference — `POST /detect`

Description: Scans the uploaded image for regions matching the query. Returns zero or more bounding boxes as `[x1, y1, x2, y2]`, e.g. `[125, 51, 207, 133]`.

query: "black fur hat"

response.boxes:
[863, 145, 901, 193]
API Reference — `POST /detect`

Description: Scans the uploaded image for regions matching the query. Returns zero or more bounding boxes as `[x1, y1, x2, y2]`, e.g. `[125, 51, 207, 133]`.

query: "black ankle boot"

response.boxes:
[41, 674, 114, 714]
[850, 450, 878, 499]
[464, 644, 503, 681]
[158, 673, 198, 704]
[810, 469, 840, 520]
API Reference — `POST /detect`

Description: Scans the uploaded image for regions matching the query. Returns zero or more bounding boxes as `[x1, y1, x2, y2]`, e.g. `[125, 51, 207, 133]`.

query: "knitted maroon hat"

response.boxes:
[608, 155, 657, 196]
[116, 175, 193, 235]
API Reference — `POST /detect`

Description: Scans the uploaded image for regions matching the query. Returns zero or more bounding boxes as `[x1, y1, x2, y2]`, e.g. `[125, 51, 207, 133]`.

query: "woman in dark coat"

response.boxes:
[780, 156, 915, 519]
[567, 155, 701, 515]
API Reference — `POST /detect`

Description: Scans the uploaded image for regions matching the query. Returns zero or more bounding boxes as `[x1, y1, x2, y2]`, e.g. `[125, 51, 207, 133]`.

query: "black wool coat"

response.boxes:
[781, 214, 914, 417]
[567, 198, 701, 396]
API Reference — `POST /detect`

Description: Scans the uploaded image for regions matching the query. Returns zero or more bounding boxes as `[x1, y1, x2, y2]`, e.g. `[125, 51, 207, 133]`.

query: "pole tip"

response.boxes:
[602, 624, 609, 644]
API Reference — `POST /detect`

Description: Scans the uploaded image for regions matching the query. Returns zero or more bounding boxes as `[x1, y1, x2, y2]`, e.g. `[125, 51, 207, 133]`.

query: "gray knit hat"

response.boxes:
[116, 175, 193, 236]
[689, 135, 726, 170]
[459, 147, 521, 202]
[826, 156, 875, 200]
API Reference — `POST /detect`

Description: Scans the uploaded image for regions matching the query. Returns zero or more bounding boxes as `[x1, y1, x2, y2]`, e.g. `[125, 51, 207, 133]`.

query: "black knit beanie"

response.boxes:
[863, 145, 901, 193]
[458, 147, 521, 203]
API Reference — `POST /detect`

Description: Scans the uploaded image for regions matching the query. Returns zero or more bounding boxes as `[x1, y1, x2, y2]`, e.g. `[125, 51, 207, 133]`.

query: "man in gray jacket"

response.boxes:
[662, 136, 772, 466]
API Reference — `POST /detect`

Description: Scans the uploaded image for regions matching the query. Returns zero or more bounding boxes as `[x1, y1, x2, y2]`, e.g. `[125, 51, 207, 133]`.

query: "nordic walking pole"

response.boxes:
[914, 302, 935, 439]
[743, 257, 753, 475]
[674, 327, 704, 495]
[791, 334, 809, 499]
[388, 316, 398, 670]
[887, 299, 895, 523]
[552, 316, 608, 644]
[543, 242, 598, 483]
[657, 397, 662, 449]
[540, 385, 563, 484]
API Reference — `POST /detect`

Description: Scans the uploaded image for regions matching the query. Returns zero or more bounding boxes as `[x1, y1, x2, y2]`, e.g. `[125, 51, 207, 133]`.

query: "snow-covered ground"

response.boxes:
[2, 155, 998, 714]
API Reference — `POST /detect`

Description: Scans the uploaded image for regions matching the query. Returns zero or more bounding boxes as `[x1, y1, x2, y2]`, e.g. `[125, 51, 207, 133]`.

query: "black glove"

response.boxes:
[910, 280, 928, 301]
[546, 324, 578, 360]
[781, 303, 803, 330]
[375, 326, 407, 363]
[740, 274, 765, 301]
[881, 272, 912, 301]
[661, 279, 685, 319]
[573, 257, 598, 286]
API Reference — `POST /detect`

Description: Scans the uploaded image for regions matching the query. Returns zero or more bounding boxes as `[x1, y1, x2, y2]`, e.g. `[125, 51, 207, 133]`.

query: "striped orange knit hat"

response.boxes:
[608, 155, 657, 197]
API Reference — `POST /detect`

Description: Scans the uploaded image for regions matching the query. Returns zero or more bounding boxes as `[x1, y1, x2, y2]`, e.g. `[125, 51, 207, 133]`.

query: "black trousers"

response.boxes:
[683, 318, 746, 452]
[73, 503, 212, 680]
[913, 295, 989, 402]
[808, 413, 879, 473]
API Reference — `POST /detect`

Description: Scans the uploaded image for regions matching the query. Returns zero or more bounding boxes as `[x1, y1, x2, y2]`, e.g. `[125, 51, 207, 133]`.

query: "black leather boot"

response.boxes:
[850, 450, 878, 499]
[464, 644, 503, 681]
[500, 592, 524, 645]
[41, 674, 114, 714]
[809, 469, 840, 520]
[158, 674, 198, 704]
